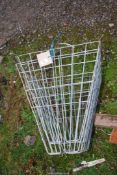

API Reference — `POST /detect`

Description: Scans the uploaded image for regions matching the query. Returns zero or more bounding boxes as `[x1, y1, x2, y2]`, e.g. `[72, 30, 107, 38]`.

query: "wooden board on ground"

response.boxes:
[95, 113, 117, 128]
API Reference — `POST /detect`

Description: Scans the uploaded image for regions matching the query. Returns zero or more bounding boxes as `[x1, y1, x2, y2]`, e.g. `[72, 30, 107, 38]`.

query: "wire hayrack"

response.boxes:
[16, 41, 101, 155]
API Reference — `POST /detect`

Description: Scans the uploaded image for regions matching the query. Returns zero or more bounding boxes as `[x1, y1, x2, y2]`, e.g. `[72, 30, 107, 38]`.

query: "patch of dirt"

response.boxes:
[1, 75, 27, 131]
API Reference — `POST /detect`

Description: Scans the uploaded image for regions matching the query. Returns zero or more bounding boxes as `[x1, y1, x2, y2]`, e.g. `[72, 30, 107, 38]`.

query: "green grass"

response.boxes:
[0, 27, 117, 175]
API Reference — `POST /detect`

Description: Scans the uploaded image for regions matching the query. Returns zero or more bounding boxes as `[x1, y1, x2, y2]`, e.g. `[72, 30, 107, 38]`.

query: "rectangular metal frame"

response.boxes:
[16, 41, 101, 155]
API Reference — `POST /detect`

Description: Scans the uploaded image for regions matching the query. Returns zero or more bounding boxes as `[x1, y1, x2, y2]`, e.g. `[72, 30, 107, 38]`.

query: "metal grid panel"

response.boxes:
[16, 41, 101, 155]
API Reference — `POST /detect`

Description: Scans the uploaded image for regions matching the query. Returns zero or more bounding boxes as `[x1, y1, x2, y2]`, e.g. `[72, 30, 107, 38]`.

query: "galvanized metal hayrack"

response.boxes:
[16, 40, 101, 155]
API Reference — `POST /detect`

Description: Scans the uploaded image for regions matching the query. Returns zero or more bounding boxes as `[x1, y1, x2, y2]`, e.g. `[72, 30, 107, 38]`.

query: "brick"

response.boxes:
[109, 129, 117, 144]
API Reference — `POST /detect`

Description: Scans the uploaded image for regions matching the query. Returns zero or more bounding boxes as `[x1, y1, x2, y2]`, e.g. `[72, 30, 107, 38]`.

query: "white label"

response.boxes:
[37, 50, 53, 68]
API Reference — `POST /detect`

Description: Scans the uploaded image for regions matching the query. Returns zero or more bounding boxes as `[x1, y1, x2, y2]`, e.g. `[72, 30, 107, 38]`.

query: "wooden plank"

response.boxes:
[73, 158, 105, 172]
[94, 113, 117, 128]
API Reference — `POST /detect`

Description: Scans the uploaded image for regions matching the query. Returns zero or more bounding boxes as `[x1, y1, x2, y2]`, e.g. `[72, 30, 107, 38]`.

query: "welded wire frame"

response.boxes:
[16, 41, 101, 155]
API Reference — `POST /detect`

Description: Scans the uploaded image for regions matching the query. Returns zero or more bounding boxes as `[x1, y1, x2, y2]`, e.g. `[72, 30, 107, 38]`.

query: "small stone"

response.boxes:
[63, 22, 68, 27]
[24, 135, 36, 146]
[48, 35, 53, 39]
[38, 34, 41, 38]
[109, 23, 114, 28]
[19, 41, 22, 45]
[9, 51, 14, 55]
[0, 56, 3, 64]
[13, 80, 16, 84]
[25, 169, 31, 174]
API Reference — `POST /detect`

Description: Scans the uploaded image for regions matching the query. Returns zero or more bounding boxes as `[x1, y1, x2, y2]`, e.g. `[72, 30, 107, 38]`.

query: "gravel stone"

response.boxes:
[24, 135, 36, 146]
[109, 23, 114, 28]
